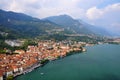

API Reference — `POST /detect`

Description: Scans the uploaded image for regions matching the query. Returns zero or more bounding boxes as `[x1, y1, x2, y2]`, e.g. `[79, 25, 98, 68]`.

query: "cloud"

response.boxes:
[86, 3, 120, 33]
[31, 0, 85, 18]
[0, 0, 98, 18]
[86, 7, 103, 20]
[0, 0, 120, 34]
[86, 3, 120, 20]
[0, 0, 42, 16]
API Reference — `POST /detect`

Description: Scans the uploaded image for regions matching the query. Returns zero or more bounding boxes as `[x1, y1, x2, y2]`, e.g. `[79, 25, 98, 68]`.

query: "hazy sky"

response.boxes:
[0, 0, 120, 33]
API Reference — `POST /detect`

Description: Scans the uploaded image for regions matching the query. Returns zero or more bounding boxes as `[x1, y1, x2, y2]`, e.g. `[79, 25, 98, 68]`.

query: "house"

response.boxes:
[5, 40, 23, 47]
[14, 50, 25, 54]
[11, 65, 18, 73]
[6, 69, 13, 77]
[19, 67, 23, 72]
[0, 71, 3, 80]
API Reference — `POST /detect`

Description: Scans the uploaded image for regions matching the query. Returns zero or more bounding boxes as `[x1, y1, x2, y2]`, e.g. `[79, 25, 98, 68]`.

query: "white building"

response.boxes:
[6, 71, 13, 77]
[19, 67, 23, 72]
[0, 76, 3, 80]
[5, 40, 23, 47]
[0, 70, 3, 80]
[0, 74, 3, 80]
[13, 68, 19, 73]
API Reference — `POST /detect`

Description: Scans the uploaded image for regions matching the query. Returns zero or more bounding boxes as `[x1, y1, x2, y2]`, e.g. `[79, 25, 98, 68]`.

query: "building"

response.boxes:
[19, 67, 23, 72]
[5, 40, 23, 47]
[14, 50, 25, 54]
[6, 69, 13, 77]
[0, 71, 3, 80]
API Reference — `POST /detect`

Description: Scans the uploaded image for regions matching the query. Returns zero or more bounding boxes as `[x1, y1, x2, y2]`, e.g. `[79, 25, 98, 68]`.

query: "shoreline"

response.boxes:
[13, 44, 120, 80]
[14, 63, 41, 78]
[14, 48, 86, 79]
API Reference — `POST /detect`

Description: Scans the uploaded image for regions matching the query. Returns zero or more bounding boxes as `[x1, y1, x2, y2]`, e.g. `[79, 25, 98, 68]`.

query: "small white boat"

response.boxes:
[40, 73, 44, 75]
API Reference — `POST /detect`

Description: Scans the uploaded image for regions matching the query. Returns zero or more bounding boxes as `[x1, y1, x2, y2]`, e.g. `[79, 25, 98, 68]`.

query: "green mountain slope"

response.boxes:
[0, 9, 109, 42]
[43, 15, 95, 35]
[44, 15, 111, 36]
[0, 9, 64, 39]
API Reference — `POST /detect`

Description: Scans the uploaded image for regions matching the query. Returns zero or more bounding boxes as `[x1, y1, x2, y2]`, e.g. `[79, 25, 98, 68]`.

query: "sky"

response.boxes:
[0, 0, 120, 34]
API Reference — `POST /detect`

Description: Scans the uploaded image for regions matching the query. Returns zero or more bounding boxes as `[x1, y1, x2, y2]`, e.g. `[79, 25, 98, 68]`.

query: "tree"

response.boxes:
[7, 75, 14, 80]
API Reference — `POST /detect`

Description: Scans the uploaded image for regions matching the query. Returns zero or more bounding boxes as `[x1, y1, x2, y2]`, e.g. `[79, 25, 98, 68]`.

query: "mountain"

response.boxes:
[0, 9, 111, 42]
[77, 20, 111, 36]
[43, 15, 111, 36]
[0, 9, 65, 39]
[43, 15, 94, 35]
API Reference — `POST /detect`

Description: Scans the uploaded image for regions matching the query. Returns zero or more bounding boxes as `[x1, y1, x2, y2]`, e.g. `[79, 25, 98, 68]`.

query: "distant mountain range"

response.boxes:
[44, 15, 111, 36]
[0, 9, 113, 40]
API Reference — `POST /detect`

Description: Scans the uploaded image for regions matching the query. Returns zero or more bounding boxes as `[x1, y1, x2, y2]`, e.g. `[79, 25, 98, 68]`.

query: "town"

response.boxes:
[0, 40, 87, 80]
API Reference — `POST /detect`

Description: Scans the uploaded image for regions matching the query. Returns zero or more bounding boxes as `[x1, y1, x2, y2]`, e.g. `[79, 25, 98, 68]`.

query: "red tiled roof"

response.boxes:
[0, 70, 4, 76]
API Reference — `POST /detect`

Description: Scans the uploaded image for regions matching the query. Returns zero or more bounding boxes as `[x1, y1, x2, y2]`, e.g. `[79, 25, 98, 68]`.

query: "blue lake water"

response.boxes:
[16, 44, 120, 80]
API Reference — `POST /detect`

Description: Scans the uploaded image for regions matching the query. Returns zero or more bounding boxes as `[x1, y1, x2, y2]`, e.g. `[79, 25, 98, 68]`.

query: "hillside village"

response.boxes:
[0, 40, 86, 80]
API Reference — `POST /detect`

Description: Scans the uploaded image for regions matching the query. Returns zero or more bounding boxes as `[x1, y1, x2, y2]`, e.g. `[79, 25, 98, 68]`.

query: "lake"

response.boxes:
[16, 44, 120, 80]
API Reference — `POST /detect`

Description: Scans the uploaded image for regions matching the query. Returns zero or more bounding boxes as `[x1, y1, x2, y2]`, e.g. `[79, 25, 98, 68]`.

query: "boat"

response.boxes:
[40, 73, 44, 75]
